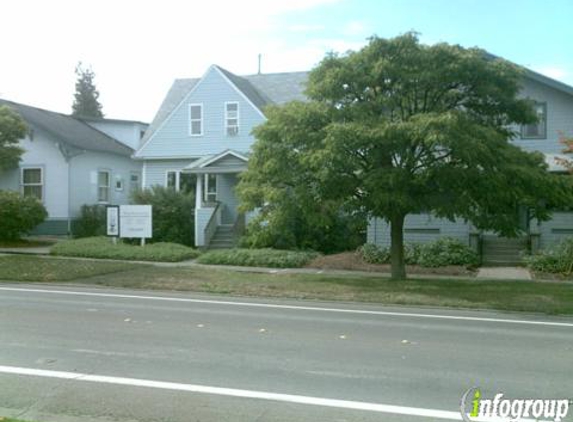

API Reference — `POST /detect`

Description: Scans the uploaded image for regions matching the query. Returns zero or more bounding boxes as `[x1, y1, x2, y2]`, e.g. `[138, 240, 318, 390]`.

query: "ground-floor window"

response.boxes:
[98, 170, 110, 203]
[21, 167, 43, 201]
[165, 170, 196, 194]
[204, 173, 217, 203]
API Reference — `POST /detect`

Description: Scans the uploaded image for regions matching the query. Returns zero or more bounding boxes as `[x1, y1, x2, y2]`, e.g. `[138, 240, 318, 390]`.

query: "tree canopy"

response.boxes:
[71, 62, 104, 118]
[238, 33, 572, 279]
[0, 105, 27, 171]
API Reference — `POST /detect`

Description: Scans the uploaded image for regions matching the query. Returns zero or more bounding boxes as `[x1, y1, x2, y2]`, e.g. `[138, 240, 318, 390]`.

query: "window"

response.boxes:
[98, 170, 110, 203]
[22, 167, 43, 201]
[166, 171, 178, 189]
[225, 102, 239, 136]
[189, 104, 203, 136]
[204, 174, 217, 203]
[130, 172, 140, 192]
[521, 102, 547, 139]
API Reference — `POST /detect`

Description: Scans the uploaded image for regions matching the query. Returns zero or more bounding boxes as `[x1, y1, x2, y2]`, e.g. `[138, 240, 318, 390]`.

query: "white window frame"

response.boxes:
[165, 170, 180, 191]
[521, 102, 547, 139]
[129, 171, 140, 192]
[21, 166, 44, 202]
[203, 173, 217, 203]
[189, 103, 203, 136]
[97, 169, 111, 203]
[225, 101, 239, 136]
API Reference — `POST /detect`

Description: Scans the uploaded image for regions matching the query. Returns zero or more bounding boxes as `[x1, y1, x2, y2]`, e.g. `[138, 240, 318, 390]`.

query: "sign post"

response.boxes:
[119, 205, 152, 245]
[106, 205, 120, 244]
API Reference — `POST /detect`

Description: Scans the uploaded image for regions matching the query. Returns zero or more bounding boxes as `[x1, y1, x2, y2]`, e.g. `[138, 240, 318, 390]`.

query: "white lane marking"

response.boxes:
[0, 364, 463, 420]
[1, 286, 572, 328]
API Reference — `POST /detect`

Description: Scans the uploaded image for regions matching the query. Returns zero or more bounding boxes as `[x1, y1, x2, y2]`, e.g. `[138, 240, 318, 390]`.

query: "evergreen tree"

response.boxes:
[71, 62, 103, 118]
[0, 105, 27, 171]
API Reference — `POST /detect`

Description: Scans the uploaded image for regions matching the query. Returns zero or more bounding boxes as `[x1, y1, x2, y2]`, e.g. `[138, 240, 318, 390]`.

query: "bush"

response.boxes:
[196, 248, 320, 268]
[51, 236, 201, 262]
[0, 190, 47, 240]
[73, 204, 106, 238]
[417, 237, 479, 268]
[357, 237, 478, 268]
[132, 186, 195, 246]
[524, 238, 573, 274]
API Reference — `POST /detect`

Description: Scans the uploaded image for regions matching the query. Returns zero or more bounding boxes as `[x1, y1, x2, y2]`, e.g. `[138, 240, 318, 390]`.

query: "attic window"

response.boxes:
[521, 102, 547, 139]
[225, 102, 239, 136]
[189, 104, 203, 136]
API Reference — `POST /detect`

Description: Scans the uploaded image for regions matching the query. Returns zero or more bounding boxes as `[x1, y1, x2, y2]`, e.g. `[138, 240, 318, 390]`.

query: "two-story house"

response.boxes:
[137, 63, 573, 259]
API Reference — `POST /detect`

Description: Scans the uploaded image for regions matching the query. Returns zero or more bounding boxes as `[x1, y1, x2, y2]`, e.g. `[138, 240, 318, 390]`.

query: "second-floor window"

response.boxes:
[189, 104, 203, 136]
[521, 102, 547, 139]
[225, 102, 239, 136]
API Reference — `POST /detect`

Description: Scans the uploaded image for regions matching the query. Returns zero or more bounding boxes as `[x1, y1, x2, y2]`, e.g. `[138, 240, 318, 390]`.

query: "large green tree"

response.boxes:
[239, 33, 572, 279]
[0, 105, 27, 171]
[71, 62, 104, 118]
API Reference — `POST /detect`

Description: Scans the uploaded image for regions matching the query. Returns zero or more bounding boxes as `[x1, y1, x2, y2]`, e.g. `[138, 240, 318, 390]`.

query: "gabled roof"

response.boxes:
[182, 149, 249, 174]
[0, 99, 134, 156]
[139, 68, 308, 146]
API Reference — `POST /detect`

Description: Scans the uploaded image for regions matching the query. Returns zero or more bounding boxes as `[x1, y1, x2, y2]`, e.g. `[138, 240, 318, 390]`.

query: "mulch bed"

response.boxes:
[307, 251, 476, 277]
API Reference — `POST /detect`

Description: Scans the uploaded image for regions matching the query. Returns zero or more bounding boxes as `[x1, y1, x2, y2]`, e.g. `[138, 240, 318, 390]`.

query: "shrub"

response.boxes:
[524, 238, 573, 274]
[132, 186, 195, 246]
[0, 190, 47, 240]
[417, 237, 479, 268]
[51, 236, 201, 262]
[73, 204, 106, 238]
[196, 248, 320, 268]
[358, 237, 478, 268]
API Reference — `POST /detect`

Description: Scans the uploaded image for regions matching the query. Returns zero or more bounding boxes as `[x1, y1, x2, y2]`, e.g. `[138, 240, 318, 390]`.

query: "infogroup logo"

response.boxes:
[460, 387, 571, 422]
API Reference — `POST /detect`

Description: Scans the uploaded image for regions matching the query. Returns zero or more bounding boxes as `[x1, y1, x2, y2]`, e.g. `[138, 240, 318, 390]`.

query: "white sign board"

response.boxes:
[119, 205, 152, 238]
[106, 206, 119, 236]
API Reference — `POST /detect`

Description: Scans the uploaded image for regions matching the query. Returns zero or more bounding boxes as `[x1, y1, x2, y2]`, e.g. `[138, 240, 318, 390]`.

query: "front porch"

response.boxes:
[183, 150, 248, 249]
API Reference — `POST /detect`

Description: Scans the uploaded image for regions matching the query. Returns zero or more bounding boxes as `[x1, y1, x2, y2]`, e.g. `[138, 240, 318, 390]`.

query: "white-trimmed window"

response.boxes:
[204, 173, 217, 203]
[225, 102, 239, 136]
[166, 170, 178, 190]
[166, 170, 196, 194]
[97, 170, 111, 203]
[189, 104, 203, 136]
[21, 167, 43, 201]
[521, 102, 547, 139]
[129, 172, 140, 192]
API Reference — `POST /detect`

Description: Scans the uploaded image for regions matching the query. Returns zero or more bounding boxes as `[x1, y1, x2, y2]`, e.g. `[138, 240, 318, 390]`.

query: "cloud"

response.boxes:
[342, 20, 368, 36]
[532, 65, 568, 81]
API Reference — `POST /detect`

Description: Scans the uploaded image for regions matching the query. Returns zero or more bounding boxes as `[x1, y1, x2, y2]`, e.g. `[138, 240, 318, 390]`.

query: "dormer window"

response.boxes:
[225, 102, 239, 136]
[521, 102, 547, 139]
[189, 104, 203, 136]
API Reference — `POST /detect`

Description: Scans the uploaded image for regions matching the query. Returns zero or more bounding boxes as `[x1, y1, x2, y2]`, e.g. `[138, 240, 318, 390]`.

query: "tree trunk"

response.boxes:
[390, 214, 406, 280]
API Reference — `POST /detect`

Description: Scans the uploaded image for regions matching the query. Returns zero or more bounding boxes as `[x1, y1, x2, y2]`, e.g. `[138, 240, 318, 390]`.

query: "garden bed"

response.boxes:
[196, 248, 319, 268]
[307, 251, 476, 277]
[51, 236, 200, 262]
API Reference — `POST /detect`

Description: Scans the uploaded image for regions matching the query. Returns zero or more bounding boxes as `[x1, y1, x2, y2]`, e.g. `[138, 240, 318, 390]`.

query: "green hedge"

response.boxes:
[51, 237, 201, 262]
[196, 248, 319, 268]
[358, 237, 478, 268]
[0, 190, 47, 240]
[524, 238, 573, 275]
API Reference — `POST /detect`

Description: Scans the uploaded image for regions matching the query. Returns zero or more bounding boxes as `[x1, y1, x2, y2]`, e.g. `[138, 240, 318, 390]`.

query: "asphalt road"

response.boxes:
[0, 284, 572, 422]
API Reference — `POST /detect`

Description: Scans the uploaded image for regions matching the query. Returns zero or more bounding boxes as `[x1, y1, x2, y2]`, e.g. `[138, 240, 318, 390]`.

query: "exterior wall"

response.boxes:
[535, 212, 573, 249]
[142, 159, 195, 188]
[510, 78, 573, 154]
[195, 207, 215, 246]
[69, 151, 141, 217]
[86, 121, 147, 150]
[137, 67, 266, 158]
[367, 214, 472, 247]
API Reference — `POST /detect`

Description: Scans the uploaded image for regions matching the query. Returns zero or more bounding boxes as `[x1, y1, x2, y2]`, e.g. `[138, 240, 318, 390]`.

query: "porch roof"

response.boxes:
[182, 149, 249, 174]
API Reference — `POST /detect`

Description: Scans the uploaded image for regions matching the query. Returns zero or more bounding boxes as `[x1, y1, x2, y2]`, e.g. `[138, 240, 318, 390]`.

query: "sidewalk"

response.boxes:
[477, 266, 532, 281]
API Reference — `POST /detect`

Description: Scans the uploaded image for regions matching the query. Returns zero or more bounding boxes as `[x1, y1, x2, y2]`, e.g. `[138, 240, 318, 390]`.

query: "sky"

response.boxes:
[0, 0, 571, 122]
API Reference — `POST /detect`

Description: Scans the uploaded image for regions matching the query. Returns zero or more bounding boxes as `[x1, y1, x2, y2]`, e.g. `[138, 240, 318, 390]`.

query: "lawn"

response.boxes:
[0, 255, 139, 282]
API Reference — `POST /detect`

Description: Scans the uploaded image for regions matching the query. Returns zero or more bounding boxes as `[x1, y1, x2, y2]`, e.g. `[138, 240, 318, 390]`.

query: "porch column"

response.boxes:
[196, 174, 203, 209]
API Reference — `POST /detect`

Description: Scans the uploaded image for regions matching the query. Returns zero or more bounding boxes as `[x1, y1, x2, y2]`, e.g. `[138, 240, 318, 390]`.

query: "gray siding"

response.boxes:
[367, 214, 471, 247]
[195, 207, 215, 246]
[209, 155, 246, 169]
[86, 121, 147, 150]
[510, 78, 573, 154]
[536, 212, 573, 249]
[143, 159, 195, 188]
[69, 151, 141, 217]
[30, 219, 69, 236]
[137, 67, 266, 158]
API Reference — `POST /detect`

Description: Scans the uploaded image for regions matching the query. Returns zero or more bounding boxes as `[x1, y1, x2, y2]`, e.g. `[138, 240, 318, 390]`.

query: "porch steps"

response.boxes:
[481, 236, 526, 266]
[208, 225, 237, 249]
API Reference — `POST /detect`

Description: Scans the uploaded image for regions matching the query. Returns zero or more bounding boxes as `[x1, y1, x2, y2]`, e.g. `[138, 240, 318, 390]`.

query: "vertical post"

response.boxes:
[196, 174, 203, 209]
[141, 238, 146, 247]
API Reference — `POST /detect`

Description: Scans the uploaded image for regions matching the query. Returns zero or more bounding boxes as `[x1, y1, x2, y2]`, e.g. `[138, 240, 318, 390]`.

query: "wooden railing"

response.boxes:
[204, 202, 221, 248]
